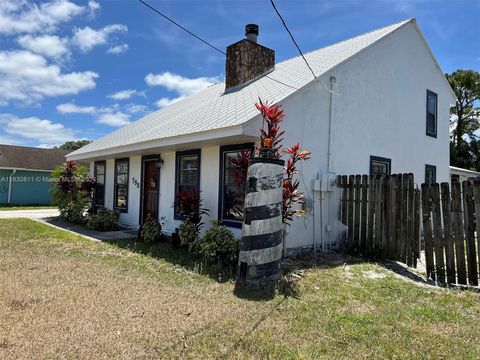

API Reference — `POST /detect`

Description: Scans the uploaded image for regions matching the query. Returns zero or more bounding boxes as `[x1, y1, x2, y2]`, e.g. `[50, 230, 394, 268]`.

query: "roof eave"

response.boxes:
[66, 125, 250, 161]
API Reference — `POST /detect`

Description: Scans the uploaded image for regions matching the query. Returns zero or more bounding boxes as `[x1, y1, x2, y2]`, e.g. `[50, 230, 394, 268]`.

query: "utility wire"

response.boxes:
[269, 0, 317, 79]
[138, 0, 298, 90]
[138, 0, 226, 56]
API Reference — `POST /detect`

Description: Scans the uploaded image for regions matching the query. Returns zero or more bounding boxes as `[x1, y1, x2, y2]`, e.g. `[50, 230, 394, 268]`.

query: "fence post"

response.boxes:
[347, 175, 354, 251]
[374, 176, 383, 256]
[421, 183, 435, 280]
[367, 175, 375, 255]
[360, 175, 368, 250]
[462, 181, 478, 286]
[431, 183, 445, 284]
[472, 181, 480, 277]
[452, 181, 467, 285]
[406, 174, 415, 267]
[413, 189, 420, 268]
[354, 175, 361, 250]
[383, 175, 391, 258]
[440, 182, 456, 284]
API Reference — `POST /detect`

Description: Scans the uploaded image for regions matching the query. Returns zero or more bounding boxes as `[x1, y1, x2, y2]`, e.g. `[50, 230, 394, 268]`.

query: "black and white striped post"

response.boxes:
[237, 149, 284, 286]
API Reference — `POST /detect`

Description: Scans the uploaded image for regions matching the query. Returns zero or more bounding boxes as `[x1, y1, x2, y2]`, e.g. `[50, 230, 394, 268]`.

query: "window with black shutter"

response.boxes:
[94, 161, 106, 208]
[114, 158, 129, 212]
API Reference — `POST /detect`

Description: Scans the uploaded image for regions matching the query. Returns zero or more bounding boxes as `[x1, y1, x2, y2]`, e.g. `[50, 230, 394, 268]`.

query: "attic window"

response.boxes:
[426, 90, 437, 138]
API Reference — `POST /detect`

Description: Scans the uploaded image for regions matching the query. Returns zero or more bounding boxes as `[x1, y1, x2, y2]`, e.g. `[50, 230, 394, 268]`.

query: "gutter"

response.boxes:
[7, 169, 16, 204]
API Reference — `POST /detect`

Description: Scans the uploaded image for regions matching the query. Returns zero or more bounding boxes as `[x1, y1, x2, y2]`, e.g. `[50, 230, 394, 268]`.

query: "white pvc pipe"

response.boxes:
[327, 76, 336, 173]
[7, 169, 16, 204]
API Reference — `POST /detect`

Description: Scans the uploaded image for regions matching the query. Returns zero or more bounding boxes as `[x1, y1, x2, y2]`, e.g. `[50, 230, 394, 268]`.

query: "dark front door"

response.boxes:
[141, 158, 160, 224]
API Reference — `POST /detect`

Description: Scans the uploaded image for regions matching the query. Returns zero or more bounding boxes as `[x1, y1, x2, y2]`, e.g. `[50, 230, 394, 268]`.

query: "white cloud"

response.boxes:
[155, 97, 184, 108]
[0, 0, 85, 34]
[18, 34, 69, 60]
[107, 89, 143, 101]
[72, 24, 128, 53]
[145, 71, 218, 96]
[0, 50, 98, 106]
[125, 104, 148, 114]
[0, 113, 75, 145]
[0, 134, 22, 145]
[107, 43, 128, 55]
[57, 103, 135, 127]
[88, 1, 100, 15]
[97, 111, 131, 127]
[57, 103, 96, 114]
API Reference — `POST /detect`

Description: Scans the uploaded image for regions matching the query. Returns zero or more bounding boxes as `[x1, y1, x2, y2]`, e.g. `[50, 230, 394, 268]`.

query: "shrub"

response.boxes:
[192, 221, 240, 268]
[51, 161, 95, 224]
[139, 215, 162, 243]
[173, 189, 209, 237]
[178, 219, 198, 246]
[86, 209, 119, 231]
[59, 200, 88, 224]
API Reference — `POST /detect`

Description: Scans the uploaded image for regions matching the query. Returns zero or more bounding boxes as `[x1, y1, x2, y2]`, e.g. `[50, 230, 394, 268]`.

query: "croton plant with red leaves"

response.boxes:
[173, 188, 209, 233]
[283, 143, 311, 224]
[234, 99, 311, 225]
[255, 99, 286, 159]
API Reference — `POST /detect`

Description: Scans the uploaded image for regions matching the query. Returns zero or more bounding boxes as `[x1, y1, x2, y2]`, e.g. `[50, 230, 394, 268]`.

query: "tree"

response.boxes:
[55, 140, 92, 151]
[446, 70, 480, 169]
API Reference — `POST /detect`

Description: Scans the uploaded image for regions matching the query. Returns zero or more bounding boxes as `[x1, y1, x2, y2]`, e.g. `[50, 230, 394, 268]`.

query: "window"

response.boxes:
[175, 149, 200, 219]
[425, 164, 436, 184]
[426, 90, 438, 137]
[219, 143, 254, 228]
[370, 156, 391, 175]
[94, 161, 106, 208]
[114, 158, 129, 212]
[451, 174, 460, 183]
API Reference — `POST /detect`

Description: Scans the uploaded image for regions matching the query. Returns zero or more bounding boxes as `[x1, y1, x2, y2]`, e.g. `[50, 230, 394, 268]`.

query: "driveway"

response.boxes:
[0, 209, 59, 220]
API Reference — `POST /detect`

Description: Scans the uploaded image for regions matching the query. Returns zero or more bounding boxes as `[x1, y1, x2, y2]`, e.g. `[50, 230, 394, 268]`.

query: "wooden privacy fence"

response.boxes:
[421, 181, 480, 286]
[338, 174, 420, 267]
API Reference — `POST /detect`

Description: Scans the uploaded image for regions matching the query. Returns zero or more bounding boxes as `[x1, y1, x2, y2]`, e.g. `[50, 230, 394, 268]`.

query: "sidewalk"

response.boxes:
[42, 218, 137, 242]
[0, 209, 136, 242]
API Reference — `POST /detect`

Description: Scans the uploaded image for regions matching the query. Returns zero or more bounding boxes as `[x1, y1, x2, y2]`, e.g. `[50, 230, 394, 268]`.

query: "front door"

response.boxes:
[141, 158, 160, 224]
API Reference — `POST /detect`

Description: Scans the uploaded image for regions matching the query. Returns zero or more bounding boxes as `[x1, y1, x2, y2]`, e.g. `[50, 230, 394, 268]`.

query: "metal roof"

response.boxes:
[69, 19, 412, 159]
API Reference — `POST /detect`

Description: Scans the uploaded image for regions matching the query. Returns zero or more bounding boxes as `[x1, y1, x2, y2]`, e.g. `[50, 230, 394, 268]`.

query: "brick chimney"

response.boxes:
[225, 24, 275, 90]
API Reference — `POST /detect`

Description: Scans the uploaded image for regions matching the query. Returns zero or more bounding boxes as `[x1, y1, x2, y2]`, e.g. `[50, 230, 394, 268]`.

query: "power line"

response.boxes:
[269, 0, 317, 80]
[138, 0, 298, 90]
[138, 0, 226, 56]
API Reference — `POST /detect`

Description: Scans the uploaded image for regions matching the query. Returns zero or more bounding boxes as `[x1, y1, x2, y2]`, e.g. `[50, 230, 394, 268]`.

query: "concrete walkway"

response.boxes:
[44, 218, 137, 241]
[0, 208, 135, 242]
[0, 208, 59, 220]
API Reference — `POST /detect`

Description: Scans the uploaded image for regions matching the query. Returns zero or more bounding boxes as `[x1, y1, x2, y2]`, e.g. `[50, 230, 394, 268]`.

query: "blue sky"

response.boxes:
[0, 0, 478, 148]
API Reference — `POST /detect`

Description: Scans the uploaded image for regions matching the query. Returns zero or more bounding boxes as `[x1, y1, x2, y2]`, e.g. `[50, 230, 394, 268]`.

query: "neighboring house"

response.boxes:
[0, 144, 69, 205]
[67, 19, 456, 254]
[449, 166, 480, 183]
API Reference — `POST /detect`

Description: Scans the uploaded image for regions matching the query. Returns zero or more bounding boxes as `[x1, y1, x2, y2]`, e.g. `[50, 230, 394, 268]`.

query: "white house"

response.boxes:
[449, 166, 480, 183]
[67, 18, 456, 254]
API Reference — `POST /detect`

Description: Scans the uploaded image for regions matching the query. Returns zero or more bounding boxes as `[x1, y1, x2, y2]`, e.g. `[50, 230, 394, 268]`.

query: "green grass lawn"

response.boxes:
[0, 205, 57, 211]
[1, 218, 480, 359]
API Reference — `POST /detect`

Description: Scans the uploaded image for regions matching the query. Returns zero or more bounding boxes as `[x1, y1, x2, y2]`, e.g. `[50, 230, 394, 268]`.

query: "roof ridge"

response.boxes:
[275, 18, 414, 67]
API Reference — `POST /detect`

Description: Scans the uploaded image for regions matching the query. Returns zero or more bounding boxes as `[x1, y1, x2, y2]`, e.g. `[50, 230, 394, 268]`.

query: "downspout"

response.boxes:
[7, 169, 16, 204]
[327, 76, 336, 173]
[325, 76, 336, 251]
